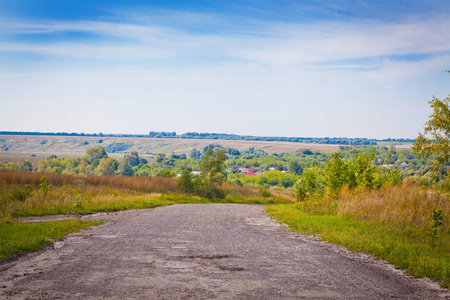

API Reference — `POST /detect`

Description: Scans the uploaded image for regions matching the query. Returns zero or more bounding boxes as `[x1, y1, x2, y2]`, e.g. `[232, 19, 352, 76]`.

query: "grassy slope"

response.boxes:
[266, 204, 450, 288]
[0, 219, 102, 260]
[0, 135, 342, 160]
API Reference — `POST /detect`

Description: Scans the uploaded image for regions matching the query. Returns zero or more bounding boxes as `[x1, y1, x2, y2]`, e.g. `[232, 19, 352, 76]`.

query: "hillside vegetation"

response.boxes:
[0, 135, 345, 161]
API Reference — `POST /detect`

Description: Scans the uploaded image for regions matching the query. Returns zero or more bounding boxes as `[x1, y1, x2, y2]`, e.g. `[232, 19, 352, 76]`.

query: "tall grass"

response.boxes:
[267, 180, 450, 288]
[0, 169, 177, 193]
[337, 180, 450, 235]
[0, 170, 292, 220]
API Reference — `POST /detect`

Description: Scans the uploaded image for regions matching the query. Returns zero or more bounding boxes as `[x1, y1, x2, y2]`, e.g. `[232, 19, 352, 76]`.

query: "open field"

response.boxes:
[0, 135, 413, 162]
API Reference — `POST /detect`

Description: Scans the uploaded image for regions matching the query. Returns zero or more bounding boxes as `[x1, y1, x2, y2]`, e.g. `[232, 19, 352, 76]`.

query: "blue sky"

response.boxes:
[1, 0, 449, 139]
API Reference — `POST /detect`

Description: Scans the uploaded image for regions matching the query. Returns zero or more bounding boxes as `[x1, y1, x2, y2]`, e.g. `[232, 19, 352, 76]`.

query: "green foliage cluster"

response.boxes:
[1, 130, 416, 145]
[177, 132, 379, 145]
[5, 147, 152, 177]
[295, 151, 403, 201]
[414, 95, 450, 173]
[176, 148, 227, 199]
[0, 142, 440, 191]
[239, 171, 298, 188]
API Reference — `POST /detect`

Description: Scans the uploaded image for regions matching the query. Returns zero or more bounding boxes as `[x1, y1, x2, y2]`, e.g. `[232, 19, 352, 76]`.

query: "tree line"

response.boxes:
[0, 131, 415, 146]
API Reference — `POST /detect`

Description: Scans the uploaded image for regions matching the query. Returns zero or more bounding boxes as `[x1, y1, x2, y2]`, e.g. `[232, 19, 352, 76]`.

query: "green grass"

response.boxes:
[266, 204, 450, 288]
[0, 218, 103, 260]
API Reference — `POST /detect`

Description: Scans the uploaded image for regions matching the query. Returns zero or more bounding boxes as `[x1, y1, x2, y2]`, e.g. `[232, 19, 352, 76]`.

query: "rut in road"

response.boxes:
[0, 204, 448, 299]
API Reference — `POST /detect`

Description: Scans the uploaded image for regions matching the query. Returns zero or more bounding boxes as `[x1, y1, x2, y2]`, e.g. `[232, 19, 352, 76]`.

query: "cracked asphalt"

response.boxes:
[1, 204, 448, 299]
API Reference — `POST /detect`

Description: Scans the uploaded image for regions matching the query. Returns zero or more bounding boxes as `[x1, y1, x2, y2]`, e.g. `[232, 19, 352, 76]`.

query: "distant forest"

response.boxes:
[0, 131, 415, 145]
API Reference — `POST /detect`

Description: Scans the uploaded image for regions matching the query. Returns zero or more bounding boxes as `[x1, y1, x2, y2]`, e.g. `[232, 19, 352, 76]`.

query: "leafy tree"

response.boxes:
[85, 147, 108, 162]
[160, 169, 175, 177]
[96, 158, 118, 176]
[177, 168, 194, 193]
[19, 160, 33, 172]
[303, 149, 314, 155]
[289, 160, 303, 175]
[156, 153, 166, 163]
[171, 153, 186, 160]
[413, 76, 450, 172]
[324, 152, 346, 193]
[295, 166, 325, 201]
[117, 159, 134, 176]
[124, 151, 141, 167]
[199, 148, 227, 187]
[135, 164, 152, 176]
[347, 150, 376, 189]
[190, 148, 201, 159]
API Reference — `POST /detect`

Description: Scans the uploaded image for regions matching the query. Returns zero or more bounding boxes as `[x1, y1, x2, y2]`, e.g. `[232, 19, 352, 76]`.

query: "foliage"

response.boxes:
[117, 159, 134, 176]
[160, 169, 175, 177]
[19, 160, 33, 172]
[85, 146, 108, 162]
[413, 73, 450, 173]
[289, 160, 303, 175]
[295, 166, 325, 201]
[295, 149, 403, 201]
[39, 177, 50, 196]
[258, 186, 272, 198]
[430, 209, 444, 242]
[6, 184, 32, 202]
[175, 149, 227, 199]
[240, 171, 297, 188]
[199, 148, 227, 187]
[190, 148, 201, 159]
[96, 158, 118, 176]
[124, 151, 147, 167]
[156, 153, 166, 164]
[176, 168, 194, 194]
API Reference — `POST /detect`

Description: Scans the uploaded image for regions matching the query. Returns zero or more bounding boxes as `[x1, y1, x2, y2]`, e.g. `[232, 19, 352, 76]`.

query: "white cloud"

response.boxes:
[365, 54, 450, 85]
[1, 11, 449, 138]
[2, 14, 450, 67]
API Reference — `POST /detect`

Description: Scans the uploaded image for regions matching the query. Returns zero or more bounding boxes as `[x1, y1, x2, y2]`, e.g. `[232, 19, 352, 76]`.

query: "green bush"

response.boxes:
[177, 169, 194, 194]
[7, 184, 33, 202]
[258, 186, 272, 198]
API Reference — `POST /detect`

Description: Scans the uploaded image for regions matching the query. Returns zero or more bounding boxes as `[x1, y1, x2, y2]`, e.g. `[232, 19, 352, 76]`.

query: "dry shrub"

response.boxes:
[85, 175, 177, 194]
[269, 187, 296, 202]
[221, 182, 258, 197]
[0, 169, 78, 186]
[0, 169, 177, 194]
[337, 182, 450, 233]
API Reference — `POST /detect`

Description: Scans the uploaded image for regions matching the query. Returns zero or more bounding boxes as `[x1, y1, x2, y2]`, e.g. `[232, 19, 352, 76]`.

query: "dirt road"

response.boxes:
[1, 204, 448, 299]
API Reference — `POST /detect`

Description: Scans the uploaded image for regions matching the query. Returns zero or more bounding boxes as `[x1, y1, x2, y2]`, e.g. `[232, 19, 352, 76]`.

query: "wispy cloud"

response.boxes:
[1, 6, 449, 138]
[2, 12, 450, 71]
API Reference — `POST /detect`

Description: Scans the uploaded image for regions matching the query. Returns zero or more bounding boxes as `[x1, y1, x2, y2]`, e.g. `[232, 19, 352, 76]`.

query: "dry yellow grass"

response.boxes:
[0, 169, 177, 193]
[337, 180, 450, 233]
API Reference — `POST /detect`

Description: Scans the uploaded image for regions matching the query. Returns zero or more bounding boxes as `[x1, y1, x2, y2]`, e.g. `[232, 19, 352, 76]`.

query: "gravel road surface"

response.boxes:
[1, 204, 448, 299]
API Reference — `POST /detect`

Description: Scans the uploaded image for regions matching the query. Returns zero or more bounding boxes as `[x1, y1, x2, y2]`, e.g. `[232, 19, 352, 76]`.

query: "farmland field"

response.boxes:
[0, 135, 350, 161]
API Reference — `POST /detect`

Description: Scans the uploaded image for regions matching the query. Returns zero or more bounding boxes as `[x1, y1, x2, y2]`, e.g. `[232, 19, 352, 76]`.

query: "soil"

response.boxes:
[1, 204, 448, 299]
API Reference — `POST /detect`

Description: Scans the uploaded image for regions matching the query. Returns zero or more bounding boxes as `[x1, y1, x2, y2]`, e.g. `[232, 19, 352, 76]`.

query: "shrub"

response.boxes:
[258, 186, 272, 198]
[7, 184, 32, 202]
[177, 169, 194, 194]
